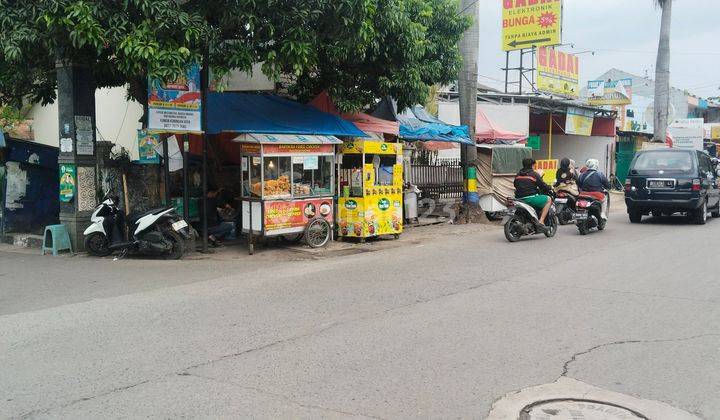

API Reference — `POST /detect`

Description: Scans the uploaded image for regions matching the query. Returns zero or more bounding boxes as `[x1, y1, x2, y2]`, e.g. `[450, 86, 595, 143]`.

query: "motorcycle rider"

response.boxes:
[514, 158, 553, 232]
[554, 157, 579, 197]
[578, 158, 611, 220]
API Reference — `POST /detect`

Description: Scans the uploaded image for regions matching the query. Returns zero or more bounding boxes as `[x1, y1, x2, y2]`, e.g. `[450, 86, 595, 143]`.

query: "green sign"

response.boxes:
[527, 135, 541, 151]
[345, 199, 358, 210]
[378, 198, 390, 211]
[59, 164, 76, 202]
[138, 130, 160, 164]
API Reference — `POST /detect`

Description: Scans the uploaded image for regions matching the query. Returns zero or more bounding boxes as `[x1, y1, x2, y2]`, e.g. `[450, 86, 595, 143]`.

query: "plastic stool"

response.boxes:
[41, 224, 73, 256]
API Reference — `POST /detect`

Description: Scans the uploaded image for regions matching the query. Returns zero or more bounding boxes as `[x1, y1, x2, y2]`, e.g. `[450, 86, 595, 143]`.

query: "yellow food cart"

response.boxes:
[337, 138, 403, 240]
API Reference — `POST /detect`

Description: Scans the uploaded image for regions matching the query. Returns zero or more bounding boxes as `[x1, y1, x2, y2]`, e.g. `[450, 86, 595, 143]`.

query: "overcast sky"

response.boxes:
[476, 0, 720, 97]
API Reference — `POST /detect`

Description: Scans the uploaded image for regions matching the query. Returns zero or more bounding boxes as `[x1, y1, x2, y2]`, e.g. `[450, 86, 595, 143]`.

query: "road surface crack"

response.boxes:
[560, 333, 720, 377]
[180, 372, 387, 420]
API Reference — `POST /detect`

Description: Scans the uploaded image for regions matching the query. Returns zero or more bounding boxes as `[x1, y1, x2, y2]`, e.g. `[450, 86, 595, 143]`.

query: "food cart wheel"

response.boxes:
[393, 233, 400, 239]
[304, 218, 331, 248]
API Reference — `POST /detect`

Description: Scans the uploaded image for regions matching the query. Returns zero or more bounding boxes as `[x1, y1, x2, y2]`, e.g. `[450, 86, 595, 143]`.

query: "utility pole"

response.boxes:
[56, 57, 98, 251]
[457, 0, 482, 222]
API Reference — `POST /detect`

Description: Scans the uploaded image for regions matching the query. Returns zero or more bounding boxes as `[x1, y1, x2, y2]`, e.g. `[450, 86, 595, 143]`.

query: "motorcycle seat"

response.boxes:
[128, 206, 174, 225]
[578, 191, 605, 201]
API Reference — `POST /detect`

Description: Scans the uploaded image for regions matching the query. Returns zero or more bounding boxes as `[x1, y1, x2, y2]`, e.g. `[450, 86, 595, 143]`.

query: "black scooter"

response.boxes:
[554, 191, 577, 225]
[575, 192, 608, 235]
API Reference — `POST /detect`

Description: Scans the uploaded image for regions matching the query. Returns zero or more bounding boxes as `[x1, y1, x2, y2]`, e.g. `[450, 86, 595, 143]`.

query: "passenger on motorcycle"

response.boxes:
[514, 158, 553, 232]
[554, 157, 579, 197]
[578, 158, 611, 220]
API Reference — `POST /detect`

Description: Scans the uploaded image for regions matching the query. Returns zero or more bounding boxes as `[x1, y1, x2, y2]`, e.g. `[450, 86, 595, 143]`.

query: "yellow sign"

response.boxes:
[565, 107, 594, 136]
[535, 159, 558, 185]
[502, 0, 562, 51]
[536, 46, 579, 99]
[338, 195, 403, 238]
[712, 125, 720, 140]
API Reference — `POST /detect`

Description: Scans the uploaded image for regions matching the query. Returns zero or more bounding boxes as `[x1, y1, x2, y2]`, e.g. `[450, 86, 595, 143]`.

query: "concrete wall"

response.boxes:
[28, 87, 144, 160]
[438, 101, 530, 136]
[532, 134, 615, 175]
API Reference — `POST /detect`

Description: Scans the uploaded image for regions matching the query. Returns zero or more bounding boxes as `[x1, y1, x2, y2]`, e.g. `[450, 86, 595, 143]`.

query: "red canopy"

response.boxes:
[475, 108, 527, 144]
[309, 92, 399, 136]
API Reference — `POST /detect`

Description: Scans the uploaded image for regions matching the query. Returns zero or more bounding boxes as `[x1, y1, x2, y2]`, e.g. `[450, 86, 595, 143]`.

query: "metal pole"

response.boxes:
[504, 51, 509, 94]
[201, 51, 209, 253]
[182, 134, 189, 221]
[548, 112, 553, 160]
[163, 136, 170, 204]
[518, 48, 524, 95]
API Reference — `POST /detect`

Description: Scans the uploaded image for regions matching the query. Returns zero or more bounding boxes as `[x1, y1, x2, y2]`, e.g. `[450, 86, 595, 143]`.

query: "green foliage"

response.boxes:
[0, 0, 469, 112]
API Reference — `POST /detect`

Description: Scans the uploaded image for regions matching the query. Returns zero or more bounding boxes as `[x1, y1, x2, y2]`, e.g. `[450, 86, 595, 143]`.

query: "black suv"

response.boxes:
[624, 149, 720, 224]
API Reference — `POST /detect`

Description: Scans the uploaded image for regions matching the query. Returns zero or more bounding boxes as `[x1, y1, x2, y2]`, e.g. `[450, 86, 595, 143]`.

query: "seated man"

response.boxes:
[198, 186, 235, 246]
[514, 158, 553, 232]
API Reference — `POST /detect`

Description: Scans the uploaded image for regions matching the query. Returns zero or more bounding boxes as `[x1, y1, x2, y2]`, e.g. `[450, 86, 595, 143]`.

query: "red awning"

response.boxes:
[309, 92, 399, 136]
[475, 108, 527, 144]
[420, 141, 458, 151]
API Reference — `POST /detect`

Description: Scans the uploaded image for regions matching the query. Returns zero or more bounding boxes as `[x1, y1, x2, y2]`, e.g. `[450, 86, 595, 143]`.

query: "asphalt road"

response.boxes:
[1, 212, 719, 419]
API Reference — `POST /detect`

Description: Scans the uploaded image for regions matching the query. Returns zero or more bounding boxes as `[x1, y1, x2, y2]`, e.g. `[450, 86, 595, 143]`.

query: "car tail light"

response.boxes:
[577, 200, 590, 208]
[692, 178, 701, 191]
[624, 179, 631, 192]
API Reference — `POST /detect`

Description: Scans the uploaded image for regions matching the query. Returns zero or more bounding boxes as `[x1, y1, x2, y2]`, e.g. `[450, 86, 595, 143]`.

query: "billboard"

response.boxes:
[536, 47, 579, 99]
[148, 63, 202, 133]
[502, 0, 562, 51]
[565, 107, 594, 136]
[669, 118, 704, 151]
[587, 79, 632, 106]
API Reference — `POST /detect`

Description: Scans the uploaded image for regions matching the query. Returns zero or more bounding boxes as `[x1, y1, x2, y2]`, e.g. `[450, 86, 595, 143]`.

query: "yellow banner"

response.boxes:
[565, 107, 594, 136]
[535, 159, 558, 185]
[712, 125, 720, 140]
[536, 46, 579, 99]
[502, 0, 562, 51]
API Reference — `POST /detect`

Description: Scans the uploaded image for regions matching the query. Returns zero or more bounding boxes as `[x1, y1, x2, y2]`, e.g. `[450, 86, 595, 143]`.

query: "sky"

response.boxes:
[476, 0, 720, 98]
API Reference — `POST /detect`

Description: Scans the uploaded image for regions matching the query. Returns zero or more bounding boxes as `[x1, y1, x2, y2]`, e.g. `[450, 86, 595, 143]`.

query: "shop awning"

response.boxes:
[231, 133, 343, 144]
[309, 92, 399, 136]
[207, 92, 368, 137]
[476, 108, 527, 144]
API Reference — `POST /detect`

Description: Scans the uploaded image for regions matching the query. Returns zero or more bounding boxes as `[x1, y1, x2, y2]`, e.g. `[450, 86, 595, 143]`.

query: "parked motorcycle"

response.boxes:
[502, 197, 558, 242]
[574, 191, 607, 235]
[554, 191, 577, 225]
[84, 194, 192, 259]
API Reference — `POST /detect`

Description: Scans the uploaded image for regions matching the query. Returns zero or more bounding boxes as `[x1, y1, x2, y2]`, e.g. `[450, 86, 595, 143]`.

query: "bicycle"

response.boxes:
[609, 174, 624, 192]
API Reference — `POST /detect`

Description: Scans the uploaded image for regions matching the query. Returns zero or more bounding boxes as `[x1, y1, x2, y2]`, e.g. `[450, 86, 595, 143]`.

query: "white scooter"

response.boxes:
[83, 194, 192, 259]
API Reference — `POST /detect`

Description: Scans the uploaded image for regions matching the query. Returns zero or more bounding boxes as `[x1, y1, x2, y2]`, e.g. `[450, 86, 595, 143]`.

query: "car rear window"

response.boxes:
[632, 151, 695, 173]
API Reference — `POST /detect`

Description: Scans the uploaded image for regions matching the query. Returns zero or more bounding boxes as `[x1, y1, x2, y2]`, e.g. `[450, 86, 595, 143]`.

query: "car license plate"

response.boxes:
[647, 179, 674, 189]
[172, 220, 188, 231]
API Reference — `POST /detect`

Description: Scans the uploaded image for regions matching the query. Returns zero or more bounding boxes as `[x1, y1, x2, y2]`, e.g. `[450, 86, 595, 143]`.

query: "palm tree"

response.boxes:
[653, 0, 673, 142]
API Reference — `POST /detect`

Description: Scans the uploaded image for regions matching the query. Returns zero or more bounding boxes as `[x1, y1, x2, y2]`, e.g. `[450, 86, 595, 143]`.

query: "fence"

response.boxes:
[408, 159, 464, 201]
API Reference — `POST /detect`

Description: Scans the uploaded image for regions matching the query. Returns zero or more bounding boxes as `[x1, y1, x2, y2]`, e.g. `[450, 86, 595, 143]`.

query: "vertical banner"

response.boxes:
[565, 107, 594, 136]
[148, 63, 202, 132]
[137, 130, 161, 164]
[536, 47, 579, 99]
[59, 164, 77, 202]
[502, 0, 562, 51]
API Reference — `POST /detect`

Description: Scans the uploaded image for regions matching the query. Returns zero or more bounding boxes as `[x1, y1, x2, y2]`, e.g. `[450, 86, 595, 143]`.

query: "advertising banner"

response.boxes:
[148, 63, 202, 132]
[587, 78, 632, 105]
[59, 164, 76, 202]
[502, 0, 562, 51]
[565, 107, 594, 136]
[537, 47, 579, 99]
[338, 195, 403, 238]
[262, 144, 334, 155]
[264, 198, 333, 234]
[535, 159, 558, 185]
[137, 130, 160, 164]
[669, 118, 704, 151]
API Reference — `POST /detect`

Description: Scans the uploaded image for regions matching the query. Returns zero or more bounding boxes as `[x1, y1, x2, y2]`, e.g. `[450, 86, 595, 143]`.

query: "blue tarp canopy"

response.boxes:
[372, 97, 472, 145]
[397, 116, 474, 145]
[207, 93, 367, 137]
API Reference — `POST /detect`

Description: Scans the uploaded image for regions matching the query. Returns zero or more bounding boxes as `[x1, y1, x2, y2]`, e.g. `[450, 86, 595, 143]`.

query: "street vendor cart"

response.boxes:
[237, 133, 339, 254]
[476, 145, 532, 219]
[337, 137, 403, 240]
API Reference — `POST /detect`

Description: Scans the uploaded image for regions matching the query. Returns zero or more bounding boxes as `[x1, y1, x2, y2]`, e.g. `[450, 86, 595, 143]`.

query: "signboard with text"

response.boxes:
[565, 107, 594, 136]
[669, 118, 704, 151]
[535, 159, 558, 185]
[502, 0, 562, 51]
[264, 198, 333, 235]
[536, 47, 579, 99]
[137, 130, 160, 164]
[587, 79, 632, 106]
[148, 63, 201, 132]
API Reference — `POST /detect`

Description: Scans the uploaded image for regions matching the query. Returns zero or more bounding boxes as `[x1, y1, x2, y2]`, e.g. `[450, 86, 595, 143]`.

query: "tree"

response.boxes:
[653, 0, 673, 142]
[0, 0, 468, 113]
